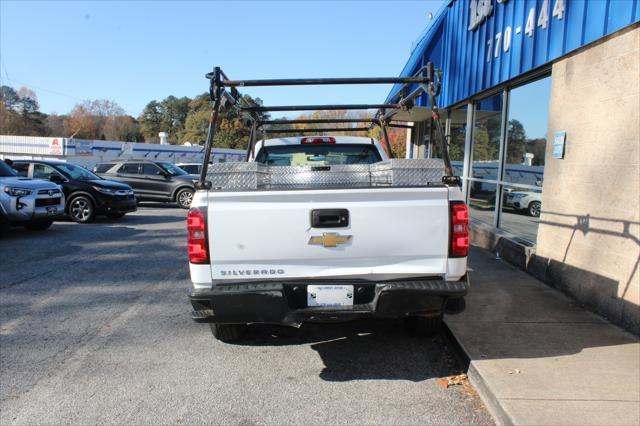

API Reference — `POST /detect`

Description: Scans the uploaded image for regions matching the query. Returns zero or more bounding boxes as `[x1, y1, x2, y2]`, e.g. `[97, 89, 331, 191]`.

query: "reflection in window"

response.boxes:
[504, 77, 551, 185]
[501, 186, 542, 243]
[450, 106, 467, 176]
[468, 181, 497, 226]
[471, 93, 503, 180]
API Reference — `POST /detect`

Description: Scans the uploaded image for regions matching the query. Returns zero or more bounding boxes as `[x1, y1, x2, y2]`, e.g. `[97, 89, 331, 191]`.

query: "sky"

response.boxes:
[0, 0, 445, 117]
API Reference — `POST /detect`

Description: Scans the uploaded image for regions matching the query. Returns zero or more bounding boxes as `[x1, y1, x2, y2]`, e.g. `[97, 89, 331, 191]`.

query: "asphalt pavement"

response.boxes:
[0, 205, 492, 425]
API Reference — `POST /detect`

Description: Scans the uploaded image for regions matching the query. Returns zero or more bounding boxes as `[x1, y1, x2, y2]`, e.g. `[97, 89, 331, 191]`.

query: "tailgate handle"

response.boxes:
[311, 209, 349, 228]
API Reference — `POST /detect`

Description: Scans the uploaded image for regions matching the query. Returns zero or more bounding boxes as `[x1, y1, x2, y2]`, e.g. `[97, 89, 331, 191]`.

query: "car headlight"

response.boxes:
[92, 186, 116, 195]
[511, 193, 527, 199]
[3, 187, 33, 197]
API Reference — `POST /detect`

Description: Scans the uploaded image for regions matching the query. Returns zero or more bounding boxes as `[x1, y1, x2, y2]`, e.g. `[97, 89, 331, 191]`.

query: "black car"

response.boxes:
[93, 161, 196, 209]
[13, 160, 137, 223]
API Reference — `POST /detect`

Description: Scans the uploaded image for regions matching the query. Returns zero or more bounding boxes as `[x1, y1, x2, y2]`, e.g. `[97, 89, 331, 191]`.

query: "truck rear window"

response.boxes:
[255, 144, 381, 166]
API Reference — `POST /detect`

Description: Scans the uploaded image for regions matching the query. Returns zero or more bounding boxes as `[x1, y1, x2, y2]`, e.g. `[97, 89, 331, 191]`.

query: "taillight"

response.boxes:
[187, 208, 209, 264]
[450, 201, 469, 257]
[300, 137, 336, 144]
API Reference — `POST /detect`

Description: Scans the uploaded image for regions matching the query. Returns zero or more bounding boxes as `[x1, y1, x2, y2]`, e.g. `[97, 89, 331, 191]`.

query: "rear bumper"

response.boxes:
[189, 275, 469, 327]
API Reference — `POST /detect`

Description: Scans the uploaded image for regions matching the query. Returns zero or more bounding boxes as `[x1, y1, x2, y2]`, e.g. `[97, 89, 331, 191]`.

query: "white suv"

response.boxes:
[506, 190, 542, 217]
[0, 161, 65, 233]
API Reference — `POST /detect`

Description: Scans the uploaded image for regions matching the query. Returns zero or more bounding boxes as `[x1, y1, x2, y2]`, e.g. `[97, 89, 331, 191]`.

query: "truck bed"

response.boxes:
[201, 186, 465, 284]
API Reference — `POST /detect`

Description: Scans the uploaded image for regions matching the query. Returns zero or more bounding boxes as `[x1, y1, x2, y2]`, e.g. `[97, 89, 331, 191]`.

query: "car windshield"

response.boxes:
[157, 162, 188, 176]
[0, 162, 17, 177]
[255, 144, 382, 166]
[56, 163, 101, 180]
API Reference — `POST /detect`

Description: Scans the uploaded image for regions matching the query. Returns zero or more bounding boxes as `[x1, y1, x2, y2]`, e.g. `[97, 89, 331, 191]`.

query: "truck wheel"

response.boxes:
[176, 188, 194, 209]
[69, 195, 96, 223]
[528, 201, 541, 217]
[25, 219, 53, 231]
[210, 323, 246, 342]
[403, 314, 443, 336]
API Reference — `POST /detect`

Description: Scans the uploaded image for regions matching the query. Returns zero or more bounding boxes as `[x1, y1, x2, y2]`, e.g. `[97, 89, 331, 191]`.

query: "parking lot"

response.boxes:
[0, 205, 492, 425]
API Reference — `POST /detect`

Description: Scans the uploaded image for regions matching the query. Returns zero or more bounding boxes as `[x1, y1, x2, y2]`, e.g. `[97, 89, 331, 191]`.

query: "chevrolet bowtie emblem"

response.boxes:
[308, 232, 352, 248]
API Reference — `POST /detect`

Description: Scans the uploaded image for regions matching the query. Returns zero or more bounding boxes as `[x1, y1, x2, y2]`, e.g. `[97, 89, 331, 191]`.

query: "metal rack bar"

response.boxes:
[260, 118, 376, 125]
[263, 127, 371, 134]
[198, 63, 455, 186]
[242, 104, 400, 113]
[207, 75, 431, 87]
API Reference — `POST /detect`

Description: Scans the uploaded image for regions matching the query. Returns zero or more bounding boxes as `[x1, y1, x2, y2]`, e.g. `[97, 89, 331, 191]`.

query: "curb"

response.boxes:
[443, 321, 513, 426]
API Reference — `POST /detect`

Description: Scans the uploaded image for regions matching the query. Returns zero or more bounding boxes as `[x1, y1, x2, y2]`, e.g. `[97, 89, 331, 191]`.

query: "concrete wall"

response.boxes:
[535, 25, 640, 334]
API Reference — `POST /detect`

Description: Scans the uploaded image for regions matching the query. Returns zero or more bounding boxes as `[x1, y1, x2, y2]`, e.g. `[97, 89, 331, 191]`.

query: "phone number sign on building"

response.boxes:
[388, 0, 639, 109]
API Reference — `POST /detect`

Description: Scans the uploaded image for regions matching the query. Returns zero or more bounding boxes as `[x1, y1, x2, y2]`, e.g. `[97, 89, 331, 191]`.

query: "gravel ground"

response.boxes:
[0, 205, 493, 425]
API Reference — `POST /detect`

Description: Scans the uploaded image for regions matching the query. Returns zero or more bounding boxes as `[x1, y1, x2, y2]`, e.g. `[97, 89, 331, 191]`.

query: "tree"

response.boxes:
[160, 96, 190, 142]
[16, 87, 39, 115]
[139, 100, 163, 143]
[104, 115, 144, 142]
[67, 99, 141, 141]
[0, 85, 48, 136]
[506, 119, 526, 164]
[46, 114, 69, 136]
[0, 86, 20, 111]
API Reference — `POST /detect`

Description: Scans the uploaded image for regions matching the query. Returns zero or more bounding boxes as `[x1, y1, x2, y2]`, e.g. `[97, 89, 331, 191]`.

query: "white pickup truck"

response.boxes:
[187, 135, 469, 342]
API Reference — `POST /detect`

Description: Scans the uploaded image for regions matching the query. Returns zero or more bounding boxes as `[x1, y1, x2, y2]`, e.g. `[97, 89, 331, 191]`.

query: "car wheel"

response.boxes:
[176, 188, 194, 209]
[69, 195, 96, 223]
[25, 219, 53, 231]
[106, 212, 126, 219]
[528, 201, 541, 217]
[403, 314, 443, 336]
[210, 323, 246, 343]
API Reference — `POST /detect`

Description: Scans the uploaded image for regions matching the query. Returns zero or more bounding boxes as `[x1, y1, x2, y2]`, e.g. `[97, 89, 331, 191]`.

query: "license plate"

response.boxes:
[307, 285, 354, 307]
[46, 206, 58, 216]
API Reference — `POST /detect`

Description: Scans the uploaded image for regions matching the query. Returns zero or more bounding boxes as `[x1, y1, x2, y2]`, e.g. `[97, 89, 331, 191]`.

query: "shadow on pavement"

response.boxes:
[223, 319, 464, 382]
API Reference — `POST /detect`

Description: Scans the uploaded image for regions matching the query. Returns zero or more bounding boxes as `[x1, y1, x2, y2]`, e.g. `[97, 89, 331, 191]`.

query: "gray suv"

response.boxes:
[94, 161, 197, 209]
[0, 161, 65, 232]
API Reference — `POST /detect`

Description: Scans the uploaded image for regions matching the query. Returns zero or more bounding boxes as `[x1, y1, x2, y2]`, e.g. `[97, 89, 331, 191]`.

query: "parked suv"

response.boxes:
[94, 161, 197, 208]
[505, 190, 542, 217]
[13, 160, 136, 223]
[0, 161, 65, 233]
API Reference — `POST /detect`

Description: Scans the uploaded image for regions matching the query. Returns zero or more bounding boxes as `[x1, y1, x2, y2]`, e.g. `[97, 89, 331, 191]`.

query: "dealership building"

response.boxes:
[388, 0, 639, 333]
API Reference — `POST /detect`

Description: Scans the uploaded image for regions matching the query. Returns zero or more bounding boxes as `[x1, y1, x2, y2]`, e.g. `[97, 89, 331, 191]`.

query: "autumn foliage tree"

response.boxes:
[0, 86, 48, 136]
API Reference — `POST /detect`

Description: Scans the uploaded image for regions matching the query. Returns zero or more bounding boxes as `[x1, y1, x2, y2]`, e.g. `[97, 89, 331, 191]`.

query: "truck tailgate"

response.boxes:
[207, 187, 450, 282]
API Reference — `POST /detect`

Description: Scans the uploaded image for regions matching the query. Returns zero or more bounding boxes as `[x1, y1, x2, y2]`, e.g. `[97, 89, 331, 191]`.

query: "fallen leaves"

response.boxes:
[437, 373, 468, 389]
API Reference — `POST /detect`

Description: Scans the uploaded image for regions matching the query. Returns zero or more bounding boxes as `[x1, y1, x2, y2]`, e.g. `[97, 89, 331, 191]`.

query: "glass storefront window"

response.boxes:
[504, 77, 551, 185]
[500, 186, 542, 243]
[432, 105, 467, 175]
[468, 181, 497, 227]
[471, 93, 503, 180]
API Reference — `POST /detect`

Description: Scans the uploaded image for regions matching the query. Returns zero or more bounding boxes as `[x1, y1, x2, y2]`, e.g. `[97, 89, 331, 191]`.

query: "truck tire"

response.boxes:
[69, 195, 96, 223]
[176, 188, 194, 209]
[403, 314, 443, 336]
[25, 219, 53, 231]
[210, 323, 246, 342]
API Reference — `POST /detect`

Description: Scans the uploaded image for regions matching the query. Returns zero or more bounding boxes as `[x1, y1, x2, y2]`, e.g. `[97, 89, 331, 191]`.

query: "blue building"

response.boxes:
[389, 0, 640, 333]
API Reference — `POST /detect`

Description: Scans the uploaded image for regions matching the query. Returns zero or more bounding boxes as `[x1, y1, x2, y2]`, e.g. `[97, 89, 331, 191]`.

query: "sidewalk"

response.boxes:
[446, 246, 640, 426]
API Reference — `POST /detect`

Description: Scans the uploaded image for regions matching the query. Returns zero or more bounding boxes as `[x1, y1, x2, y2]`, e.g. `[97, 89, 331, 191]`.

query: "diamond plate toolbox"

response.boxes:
[370, 159, 445, 186]
[206, 162, 270, 190]
[269, 164, 371, 189]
